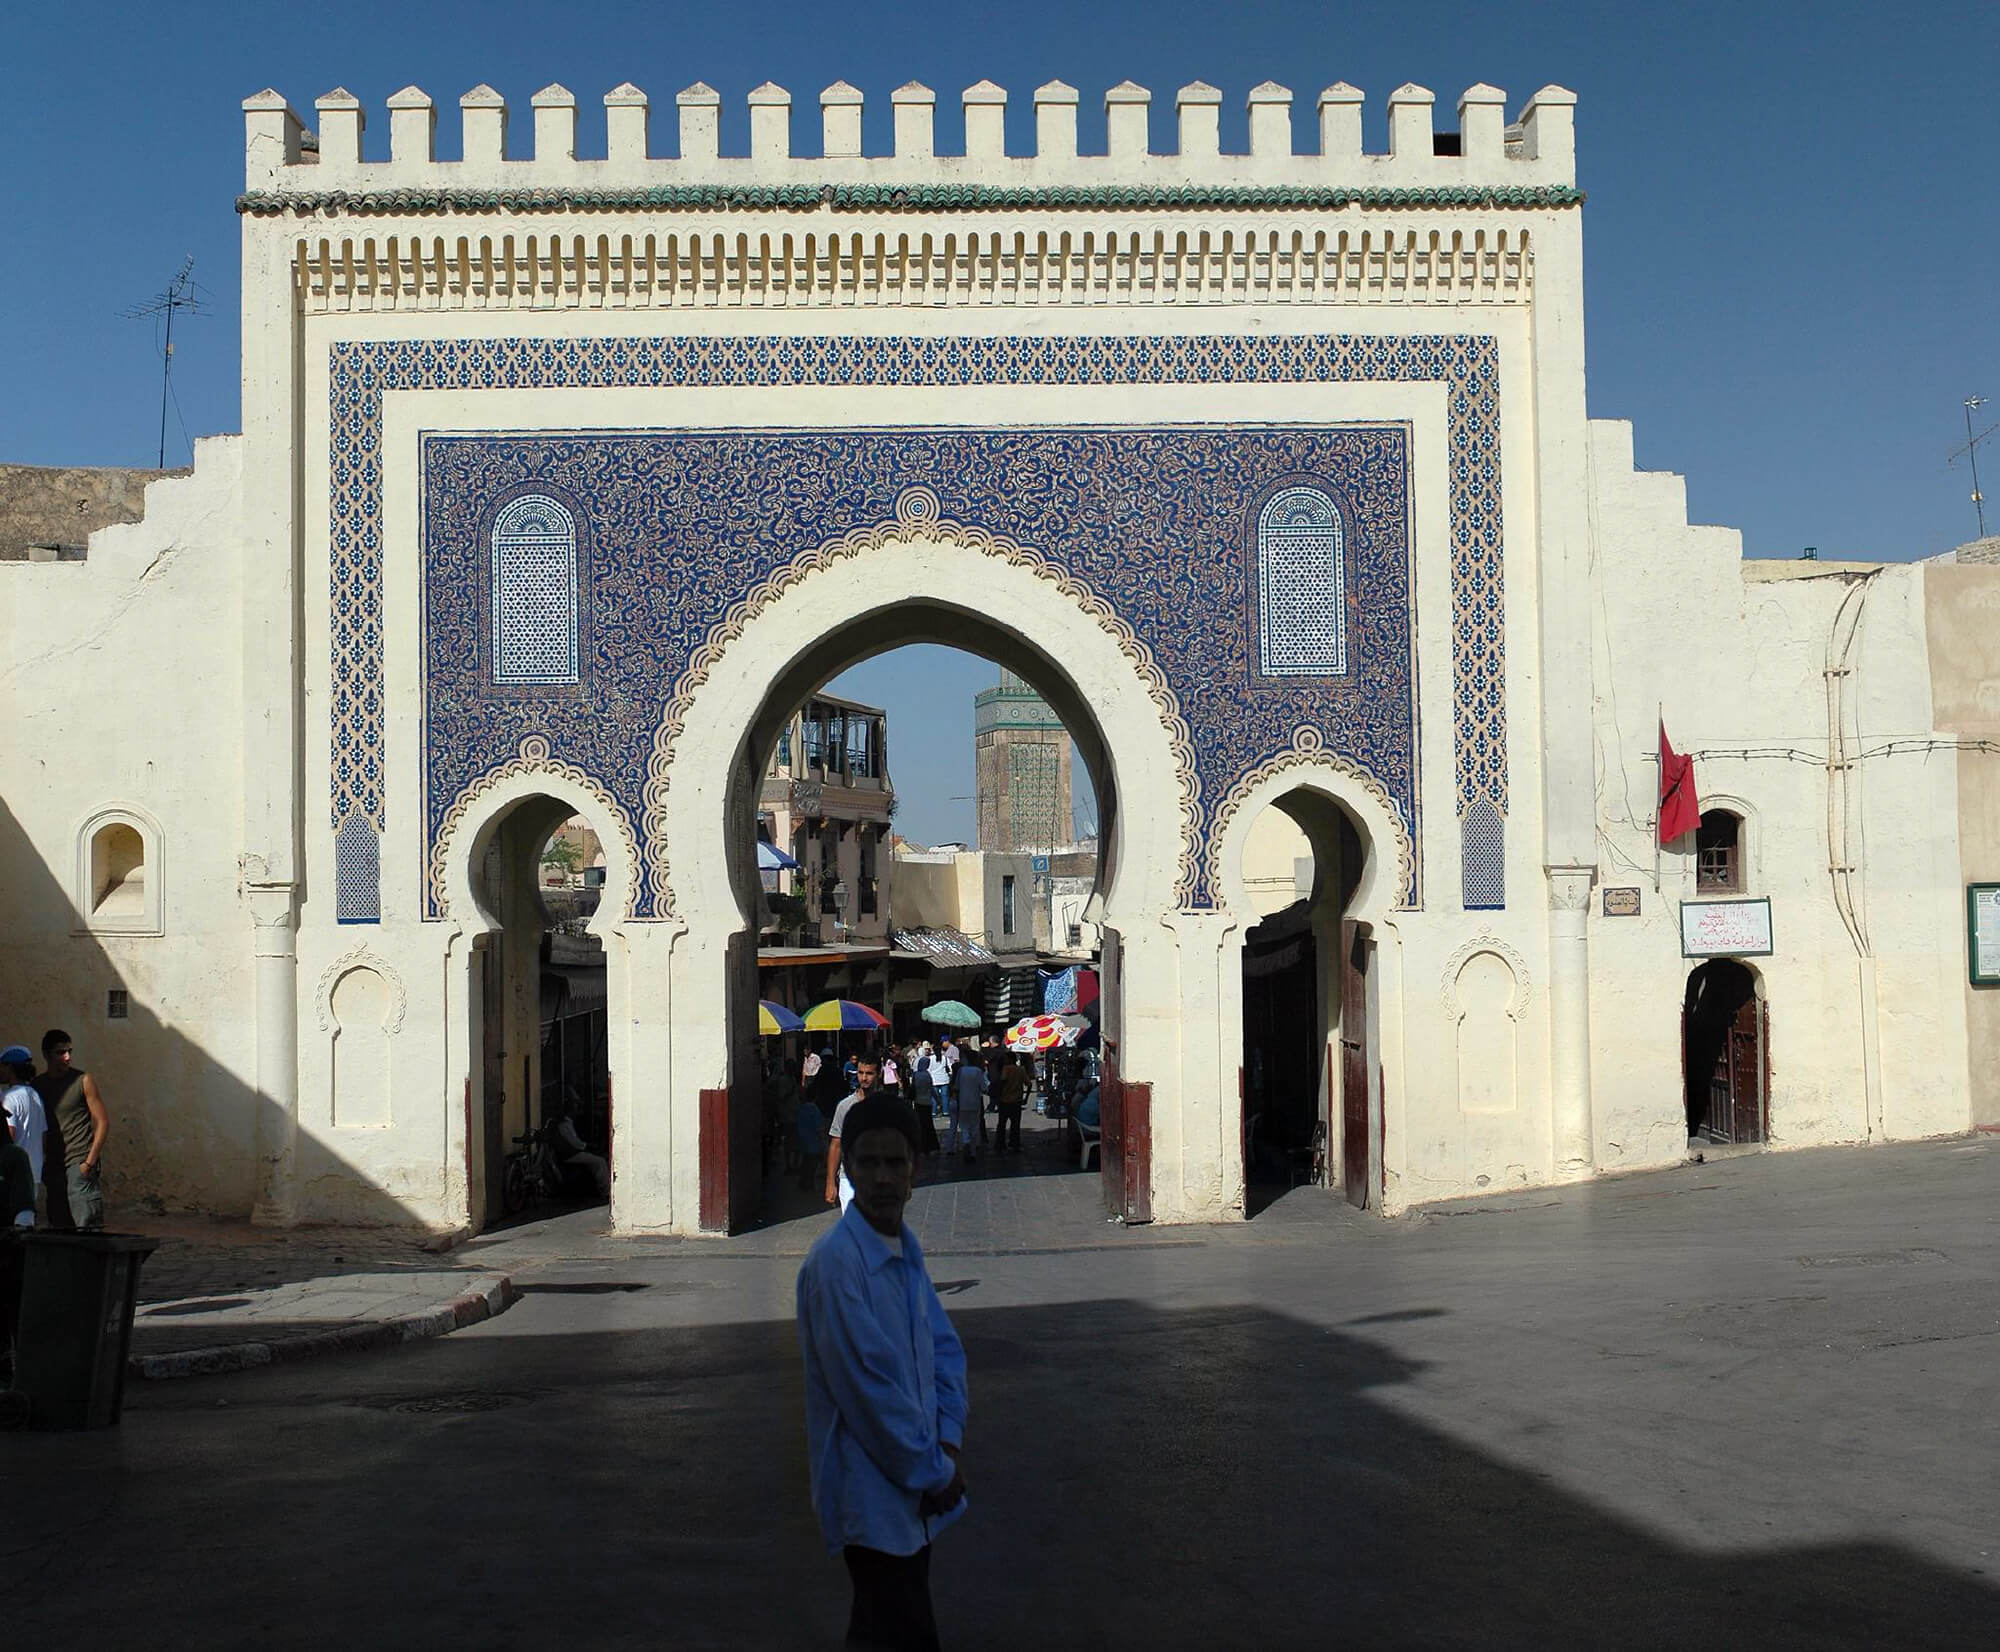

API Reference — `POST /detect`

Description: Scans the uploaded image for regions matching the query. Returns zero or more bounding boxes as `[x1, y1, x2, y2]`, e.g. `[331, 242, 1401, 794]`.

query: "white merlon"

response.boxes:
[1458, 83, 1507, 165]
[962, 80, 1006, 159]
[1034, 80, 1079, 159]
[1519, 85, 1577, 170]
[1247, 82, 1292, 158]
[678, 82, 720, 162]
[821, 81, 864, 159]
[385, 85, 435, 166]
[242, 89, 305, 186]
[748, 82, 790, 162]
[239, 77, 1581, 189]
[1317, 83, 1363, 160]
[1105, 80, 1150, 159]
[1176, 82, 1221, 158]
[1386, 83, 1434, 162]
[604, 83, 649, 165]
[891, 82, 933, 160]
[314, 88, 364, 175]
[532, 84, 577, 166]
[460, 85, 507, 166]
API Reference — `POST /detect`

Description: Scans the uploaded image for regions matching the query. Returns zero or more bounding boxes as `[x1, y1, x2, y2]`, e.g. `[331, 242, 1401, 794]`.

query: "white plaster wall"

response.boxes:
[1585, 419, 1969, 1174]
[0, 440, 261, 1214]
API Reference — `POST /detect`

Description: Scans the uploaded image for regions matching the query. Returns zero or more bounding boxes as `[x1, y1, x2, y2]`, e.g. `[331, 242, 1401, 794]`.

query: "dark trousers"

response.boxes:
[842, 1544, 939, 1652]
[994, 1104, 1022, 1151]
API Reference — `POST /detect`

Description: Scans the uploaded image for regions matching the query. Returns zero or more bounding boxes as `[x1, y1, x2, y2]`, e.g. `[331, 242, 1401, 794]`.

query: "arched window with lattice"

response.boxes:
[1257, 486, 1347, 677]
[491, 494, 579, 685]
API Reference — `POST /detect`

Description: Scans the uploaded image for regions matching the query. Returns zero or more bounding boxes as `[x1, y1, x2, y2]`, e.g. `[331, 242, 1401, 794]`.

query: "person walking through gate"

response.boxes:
[991, 1053, 1030, 1154]
[796, 1093, 968, 1652]
[948, 1049, 986, 1163]
[34, 1029, 109, 1231]
[825, 1055, 881, 1212]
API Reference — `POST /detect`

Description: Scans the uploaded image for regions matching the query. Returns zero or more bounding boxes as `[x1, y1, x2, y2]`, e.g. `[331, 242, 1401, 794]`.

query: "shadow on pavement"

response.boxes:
[4, 1297, 1992, 1650]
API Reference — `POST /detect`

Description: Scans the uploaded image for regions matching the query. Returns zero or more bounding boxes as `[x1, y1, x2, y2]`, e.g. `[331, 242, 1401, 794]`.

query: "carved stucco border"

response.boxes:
[428, 734, 643, 918]
[1438, 931, 1533, 1020]
[313, 945, 410, 1036]
[1204, 725, 1416, 910]
[640, 486, 1201, 918]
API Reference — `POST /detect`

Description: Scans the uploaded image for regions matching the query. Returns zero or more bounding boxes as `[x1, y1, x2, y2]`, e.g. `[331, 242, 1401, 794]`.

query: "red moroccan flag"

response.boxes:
[1658, 721, 1700, 844]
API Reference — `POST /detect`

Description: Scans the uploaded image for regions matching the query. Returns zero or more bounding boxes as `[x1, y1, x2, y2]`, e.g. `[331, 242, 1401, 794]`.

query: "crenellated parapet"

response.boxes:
[240, 78, 1579, 211]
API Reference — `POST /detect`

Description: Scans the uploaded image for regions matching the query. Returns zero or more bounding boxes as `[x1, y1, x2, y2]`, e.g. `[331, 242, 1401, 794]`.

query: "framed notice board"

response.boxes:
[1971, 884, 2000, 986]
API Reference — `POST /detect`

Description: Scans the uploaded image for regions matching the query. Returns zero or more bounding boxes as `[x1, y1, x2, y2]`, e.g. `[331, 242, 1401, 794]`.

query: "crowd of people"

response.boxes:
[766, 1033, 1104, 1206]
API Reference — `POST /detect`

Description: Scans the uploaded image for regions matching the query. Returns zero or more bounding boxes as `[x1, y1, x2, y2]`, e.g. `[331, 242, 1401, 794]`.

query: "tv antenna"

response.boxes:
[122, 257, 204, 468]
[1949, 395, 1996, 539]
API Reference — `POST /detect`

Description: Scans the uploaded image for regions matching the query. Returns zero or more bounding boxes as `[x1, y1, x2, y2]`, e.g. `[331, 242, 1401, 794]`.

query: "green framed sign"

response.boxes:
[1971, 884, 2000, 987]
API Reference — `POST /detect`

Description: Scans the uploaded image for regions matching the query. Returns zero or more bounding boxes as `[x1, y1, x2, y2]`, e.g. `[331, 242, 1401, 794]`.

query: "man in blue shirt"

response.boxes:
[796, 1094, 968, 1651]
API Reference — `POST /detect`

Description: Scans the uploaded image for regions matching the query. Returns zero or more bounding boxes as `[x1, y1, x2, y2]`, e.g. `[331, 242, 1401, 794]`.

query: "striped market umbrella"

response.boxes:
[802, 999, 890, 1033]
[758, 1000, 805, 1036]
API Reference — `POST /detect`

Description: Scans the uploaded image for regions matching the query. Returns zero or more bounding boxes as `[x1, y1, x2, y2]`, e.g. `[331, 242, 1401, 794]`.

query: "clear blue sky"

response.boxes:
[7, 1, 1995, 844]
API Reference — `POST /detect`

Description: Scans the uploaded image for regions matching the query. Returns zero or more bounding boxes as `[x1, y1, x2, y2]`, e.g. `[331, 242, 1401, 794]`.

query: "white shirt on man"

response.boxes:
[3, 1082, 46, 1183]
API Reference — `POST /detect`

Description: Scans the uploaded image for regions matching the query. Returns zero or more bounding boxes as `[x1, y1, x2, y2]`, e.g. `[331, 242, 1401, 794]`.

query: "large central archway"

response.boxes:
[655, 493, 1195, 1233]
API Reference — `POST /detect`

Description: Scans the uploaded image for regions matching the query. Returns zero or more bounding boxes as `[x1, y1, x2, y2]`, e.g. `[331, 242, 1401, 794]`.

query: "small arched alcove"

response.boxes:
[75, 806, 162, 934]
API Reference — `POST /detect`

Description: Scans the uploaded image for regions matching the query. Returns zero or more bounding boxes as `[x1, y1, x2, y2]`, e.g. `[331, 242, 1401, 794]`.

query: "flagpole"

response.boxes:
[1653, 702, 1663, 895]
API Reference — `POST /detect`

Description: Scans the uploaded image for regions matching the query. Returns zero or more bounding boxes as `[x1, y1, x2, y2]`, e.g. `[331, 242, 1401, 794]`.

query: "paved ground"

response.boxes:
[4, 1135, 1997, 1649]
[113, 1214, 508, 1375]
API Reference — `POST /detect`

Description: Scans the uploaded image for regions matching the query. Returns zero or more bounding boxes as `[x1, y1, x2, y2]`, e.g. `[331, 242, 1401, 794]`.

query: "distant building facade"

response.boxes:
[759, 693, 893, 945]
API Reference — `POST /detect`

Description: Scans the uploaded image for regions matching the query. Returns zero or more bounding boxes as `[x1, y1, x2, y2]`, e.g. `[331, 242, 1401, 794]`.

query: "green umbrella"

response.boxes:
[920, 999, 982, 1029]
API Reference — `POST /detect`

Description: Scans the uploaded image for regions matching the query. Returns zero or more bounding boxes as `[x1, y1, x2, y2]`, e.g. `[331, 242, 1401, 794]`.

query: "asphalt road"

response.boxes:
[5, 1137, 1998, 1650]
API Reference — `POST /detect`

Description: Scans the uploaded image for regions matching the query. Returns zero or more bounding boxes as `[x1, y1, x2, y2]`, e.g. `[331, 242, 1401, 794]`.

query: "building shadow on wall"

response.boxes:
[10, 1296, 1991, 1649]
[0, 797, 430, 1234]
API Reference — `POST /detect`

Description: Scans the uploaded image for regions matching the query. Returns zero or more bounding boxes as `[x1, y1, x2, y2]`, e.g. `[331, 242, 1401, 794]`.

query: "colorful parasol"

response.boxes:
[1004, 1013, 1074, 1053]
[920, 999, 982, 1029]
[802, 999, 890, 1033]
[759, 1000, 804, 1036]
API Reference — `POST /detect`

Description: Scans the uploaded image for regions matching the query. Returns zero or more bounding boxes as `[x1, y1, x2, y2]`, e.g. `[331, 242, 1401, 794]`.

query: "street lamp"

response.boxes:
[832, 879, 849, 945]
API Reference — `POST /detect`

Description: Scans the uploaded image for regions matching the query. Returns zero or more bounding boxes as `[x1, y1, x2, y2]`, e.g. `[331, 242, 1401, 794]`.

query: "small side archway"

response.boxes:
[437, 768, 637, 1230]
[1215, 751, 1408, 1216]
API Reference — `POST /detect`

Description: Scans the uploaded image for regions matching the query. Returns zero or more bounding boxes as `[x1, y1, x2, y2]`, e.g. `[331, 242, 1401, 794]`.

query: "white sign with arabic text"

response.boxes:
[1680, 897, 1774, 959]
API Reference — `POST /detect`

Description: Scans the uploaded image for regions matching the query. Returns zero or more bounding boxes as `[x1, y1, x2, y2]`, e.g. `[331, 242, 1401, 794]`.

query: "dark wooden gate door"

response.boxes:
[1098, 1050, 1151, 1224]
[1340, 921, 1371, 1209]
[479, 937, 507, 1228]
[1725, 996, 1767, 1143]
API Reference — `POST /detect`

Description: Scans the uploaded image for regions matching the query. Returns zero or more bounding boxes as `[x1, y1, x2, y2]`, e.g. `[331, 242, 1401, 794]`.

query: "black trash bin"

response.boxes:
[8, 1231, 158, 1429]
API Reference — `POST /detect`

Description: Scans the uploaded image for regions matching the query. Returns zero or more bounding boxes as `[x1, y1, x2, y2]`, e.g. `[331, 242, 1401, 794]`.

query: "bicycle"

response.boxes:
[501, 1123, 563, 1215]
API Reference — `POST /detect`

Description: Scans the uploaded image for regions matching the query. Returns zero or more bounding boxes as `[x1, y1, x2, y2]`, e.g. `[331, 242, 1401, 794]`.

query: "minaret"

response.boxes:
[973, 670, 1073, 852]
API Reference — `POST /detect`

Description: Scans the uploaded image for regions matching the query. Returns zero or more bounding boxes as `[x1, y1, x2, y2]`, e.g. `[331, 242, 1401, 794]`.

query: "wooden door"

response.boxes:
[1726, 996, 1767, 1143]
[1340, 921, 1371, 1209]
[1098, 1048, 1151, 1224]
[479, 938, 508, 1227]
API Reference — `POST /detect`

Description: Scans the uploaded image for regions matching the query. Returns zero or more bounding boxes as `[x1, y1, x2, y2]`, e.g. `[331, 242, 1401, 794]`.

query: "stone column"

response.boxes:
[248, 883, 300, 1226]
[1546, 863, 1595, 1177]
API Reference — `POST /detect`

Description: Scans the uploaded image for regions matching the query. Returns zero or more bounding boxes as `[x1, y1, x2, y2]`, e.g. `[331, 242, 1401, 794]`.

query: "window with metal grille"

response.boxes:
[491, 495, 579, 685]
[1257, 486, 1347, 676]
[1696, 810, 1743, 892]
[1002, 874, 1017, 936]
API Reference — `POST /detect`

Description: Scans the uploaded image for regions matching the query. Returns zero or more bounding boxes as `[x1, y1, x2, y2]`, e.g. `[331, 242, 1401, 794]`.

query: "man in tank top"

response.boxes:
[33, 1029, 109, 1231]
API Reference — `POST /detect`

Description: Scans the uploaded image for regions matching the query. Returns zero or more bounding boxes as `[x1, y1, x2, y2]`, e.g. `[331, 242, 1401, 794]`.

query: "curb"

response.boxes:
[128, 1273, 516, 1381]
